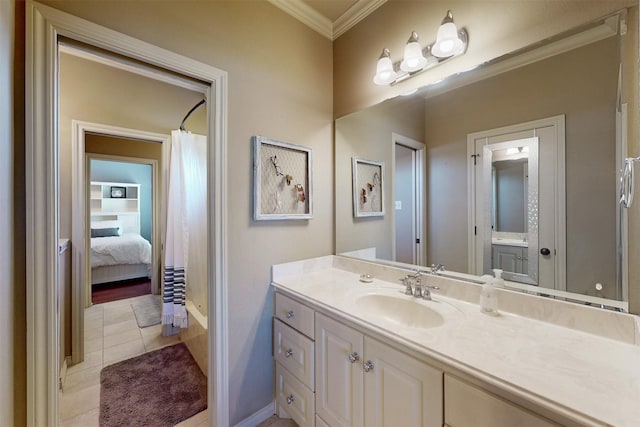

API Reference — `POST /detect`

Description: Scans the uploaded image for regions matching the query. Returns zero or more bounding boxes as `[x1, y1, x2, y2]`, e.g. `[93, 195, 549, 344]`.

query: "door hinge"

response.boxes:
[416, 238, 420, 244]
[474, 226, 477, 235]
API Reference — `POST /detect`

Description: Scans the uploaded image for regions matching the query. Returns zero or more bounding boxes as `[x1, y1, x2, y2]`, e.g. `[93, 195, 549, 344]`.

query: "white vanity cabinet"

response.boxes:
[315, 312, 443, 427]
[274, 290, 566, 427]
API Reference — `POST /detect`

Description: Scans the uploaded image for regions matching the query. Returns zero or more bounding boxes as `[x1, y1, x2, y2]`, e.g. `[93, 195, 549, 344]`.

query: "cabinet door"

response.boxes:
[492, 245, 523, 273]
[363, 337, 443, 427]
[315, 313, 364, 427]
[445, 374, 559, 427]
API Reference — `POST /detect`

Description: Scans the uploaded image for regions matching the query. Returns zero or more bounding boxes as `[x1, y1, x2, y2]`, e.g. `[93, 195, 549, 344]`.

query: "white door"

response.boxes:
[363, 337, 443, 427]
[469, 116, 566, 291]
[395, 143, 417, 264]
[315, 313, 364, 427]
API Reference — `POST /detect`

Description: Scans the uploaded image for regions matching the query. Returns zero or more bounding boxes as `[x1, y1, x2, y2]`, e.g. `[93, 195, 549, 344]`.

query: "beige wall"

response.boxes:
[335, 97, 425, 259]
[48, 1, 334, 424]
[333, 0, 637, 118]
[59, 52, 205, 239]
[424, 36, 619, 297]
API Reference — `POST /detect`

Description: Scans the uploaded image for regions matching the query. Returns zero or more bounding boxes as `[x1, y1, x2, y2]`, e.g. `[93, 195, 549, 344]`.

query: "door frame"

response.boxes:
[392, 133, 426, 266]
[25, 2, 229, 425]
[467, 115, 566, 291]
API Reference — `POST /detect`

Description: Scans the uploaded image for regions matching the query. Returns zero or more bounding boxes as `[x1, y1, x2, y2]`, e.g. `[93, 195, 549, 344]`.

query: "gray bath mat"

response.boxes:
[100, 343, 207, 427]
[131, 295, 162, 328]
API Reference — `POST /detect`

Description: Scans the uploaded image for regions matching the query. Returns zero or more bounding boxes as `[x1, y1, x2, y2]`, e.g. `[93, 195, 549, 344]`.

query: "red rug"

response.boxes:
[92, 278, 151, 304]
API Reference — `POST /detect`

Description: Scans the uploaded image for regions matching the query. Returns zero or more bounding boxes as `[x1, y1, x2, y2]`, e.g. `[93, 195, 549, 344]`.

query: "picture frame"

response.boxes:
[253, 135, 313, 220]
[110, 186, 126, 199]
[352, 157, 384, 217]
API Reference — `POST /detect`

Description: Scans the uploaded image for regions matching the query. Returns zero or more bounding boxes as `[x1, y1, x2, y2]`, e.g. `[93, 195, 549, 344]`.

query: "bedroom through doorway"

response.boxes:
[88, 153, 157, 305]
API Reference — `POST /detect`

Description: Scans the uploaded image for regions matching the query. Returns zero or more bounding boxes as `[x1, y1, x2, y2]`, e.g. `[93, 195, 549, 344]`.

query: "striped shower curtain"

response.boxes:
[162, 130, 206, 336]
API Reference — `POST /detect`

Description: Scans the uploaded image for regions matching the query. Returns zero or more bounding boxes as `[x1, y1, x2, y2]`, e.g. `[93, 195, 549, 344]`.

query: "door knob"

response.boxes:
[540, 248, 551, 256]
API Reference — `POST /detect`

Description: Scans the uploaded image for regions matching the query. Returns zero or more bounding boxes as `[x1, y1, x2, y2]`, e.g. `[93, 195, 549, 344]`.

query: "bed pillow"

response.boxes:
[91, 227, 121, 238]
[91, 220, 123, 236]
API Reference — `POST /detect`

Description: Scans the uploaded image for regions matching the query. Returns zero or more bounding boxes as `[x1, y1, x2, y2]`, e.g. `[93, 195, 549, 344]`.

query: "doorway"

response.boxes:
[87, 154, 156, 305]
[26, 3, 229, 426]
[392, 133, 426, 266]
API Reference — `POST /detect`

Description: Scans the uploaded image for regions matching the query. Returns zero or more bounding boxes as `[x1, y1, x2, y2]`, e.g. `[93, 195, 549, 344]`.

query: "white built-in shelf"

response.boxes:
[90, 181, 141, 234]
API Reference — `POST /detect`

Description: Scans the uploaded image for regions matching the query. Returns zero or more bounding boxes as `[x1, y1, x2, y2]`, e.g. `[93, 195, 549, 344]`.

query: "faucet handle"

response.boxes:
[422, 285, 440, 300]
[400, 276, 413, 295]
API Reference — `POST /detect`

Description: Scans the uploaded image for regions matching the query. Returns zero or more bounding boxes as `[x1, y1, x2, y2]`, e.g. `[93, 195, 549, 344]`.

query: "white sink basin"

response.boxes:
[356, 294, 444, 329]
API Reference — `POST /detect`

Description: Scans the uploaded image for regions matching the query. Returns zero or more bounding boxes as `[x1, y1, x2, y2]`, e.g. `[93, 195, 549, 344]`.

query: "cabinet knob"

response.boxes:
[540, 248, 551, 256]
[286, 394, 295, 405]
[286, 310, 295, 319]
[348, 352, 360, 363]
[363, 360, 375, 372]
[285, 348, 294, 358]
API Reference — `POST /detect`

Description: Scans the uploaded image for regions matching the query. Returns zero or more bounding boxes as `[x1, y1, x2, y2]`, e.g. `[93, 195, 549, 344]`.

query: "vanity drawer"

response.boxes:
[276, 363, 315, 427]
[274, 319, 315, 390]
[275, 292, 315, 339]
[444, 375, 559, 427]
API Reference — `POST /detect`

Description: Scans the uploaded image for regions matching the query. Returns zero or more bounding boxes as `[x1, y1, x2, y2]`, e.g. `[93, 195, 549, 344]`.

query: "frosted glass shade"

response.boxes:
[400, 41, 427, 72]
[432, 21, 463, 58]
[373, 52, 397, 85]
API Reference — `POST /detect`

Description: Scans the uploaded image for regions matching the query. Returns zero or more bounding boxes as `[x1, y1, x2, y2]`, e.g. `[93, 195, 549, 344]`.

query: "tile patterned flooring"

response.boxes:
[59, 294, 208, 427]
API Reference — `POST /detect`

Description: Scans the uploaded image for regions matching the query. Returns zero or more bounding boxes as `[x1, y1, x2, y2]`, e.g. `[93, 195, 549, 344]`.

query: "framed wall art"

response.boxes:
[110, 186, 126, 198]
[352, 157, 384, 218]
[253, 135, 313, 220]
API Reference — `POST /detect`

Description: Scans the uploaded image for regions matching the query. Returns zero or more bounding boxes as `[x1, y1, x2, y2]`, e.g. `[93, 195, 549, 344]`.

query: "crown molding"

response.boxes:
[267, 0, 386, 40]
[334, 0, 387, 39]
[267, 0, 333, 39]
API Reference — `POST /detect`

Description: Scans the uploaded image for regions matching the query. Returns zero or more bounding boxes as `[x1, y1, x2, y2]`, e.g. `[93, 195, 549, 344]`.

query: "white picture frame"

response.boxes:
[352, 157, 384, 218]
[253, 135, 313, 220]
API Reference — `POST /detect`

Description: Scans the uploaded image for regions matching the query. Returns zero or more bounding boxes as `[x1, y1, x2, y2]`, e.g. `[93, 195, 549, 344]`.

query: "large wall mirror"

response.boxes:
[335, 9, 637, 310]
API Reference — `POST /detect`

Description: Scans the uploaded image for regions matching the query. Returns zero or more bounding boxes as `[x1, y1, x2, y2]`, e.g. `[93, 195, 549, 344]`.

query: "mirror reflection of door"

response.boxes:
[470, 116, 566, 290]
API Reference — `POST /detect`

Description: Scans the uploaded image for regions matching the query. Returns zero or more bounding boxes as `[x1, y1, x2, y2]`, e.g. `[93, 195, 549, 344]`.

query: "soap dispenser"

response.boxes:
[479, 274, 499, 315]
[492, 269, 504, 288]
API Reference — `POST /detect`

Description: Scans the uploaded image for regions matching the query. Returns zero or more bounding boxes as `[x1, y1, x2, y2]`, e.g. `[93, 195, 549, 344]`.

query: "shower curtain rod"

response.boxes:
[179, 99, 206, 131]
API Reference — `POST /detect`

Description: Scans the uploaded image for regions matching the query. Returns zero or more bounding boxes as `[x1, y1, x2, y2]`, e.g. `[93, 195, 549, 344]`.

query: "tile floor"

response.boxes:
[59, 294, 208, 427]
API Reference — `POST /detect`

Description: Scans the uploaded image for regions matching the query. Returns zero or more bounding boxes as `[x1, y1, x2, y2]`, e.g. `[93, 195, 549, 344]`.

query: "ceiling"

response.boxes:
[267, 0, 387, 40]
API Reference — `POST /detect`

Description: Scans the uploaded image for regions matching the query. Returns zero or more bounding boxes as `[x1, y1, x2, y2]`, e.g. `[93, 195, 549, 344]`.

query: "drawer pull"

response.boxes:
[364, 360, 375, 372]
[286, 394, 295, 405]
[286, 310, 295, 319]
[348, 352, 360, 363]
[285, 348, 294, 358]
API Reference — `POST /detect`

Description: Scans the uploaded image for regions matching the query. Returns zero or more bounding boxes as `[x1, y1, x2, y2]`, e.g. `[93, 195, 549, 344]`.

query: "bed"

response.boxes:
[90, 220, 152, 285]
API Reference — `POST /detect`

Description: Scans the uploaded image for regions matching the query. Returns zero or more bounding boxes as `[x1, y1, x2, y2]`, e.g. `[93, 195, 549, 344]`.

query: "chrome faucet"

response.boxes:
[400, 271, 439, 300]
[430, 263, 445, 275]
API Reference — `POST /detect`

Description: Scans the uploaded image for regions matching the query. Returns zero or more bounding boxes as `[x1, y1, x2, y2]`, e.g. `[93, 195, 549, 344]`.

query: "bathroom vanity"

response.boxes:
[271, 255, 640, 427]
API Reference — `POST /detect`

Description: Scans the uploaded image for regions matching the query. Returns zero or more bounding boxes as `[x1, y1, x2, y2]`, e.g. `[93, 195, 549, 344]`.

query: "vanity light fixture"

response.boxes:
[372, 10, 468, 86]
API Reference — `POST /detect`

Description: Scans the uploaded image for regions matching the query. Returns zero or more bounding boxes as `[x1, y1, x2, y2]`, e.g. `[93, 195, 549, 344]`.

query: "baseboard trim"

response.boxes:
[234, 401, 276, 427]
